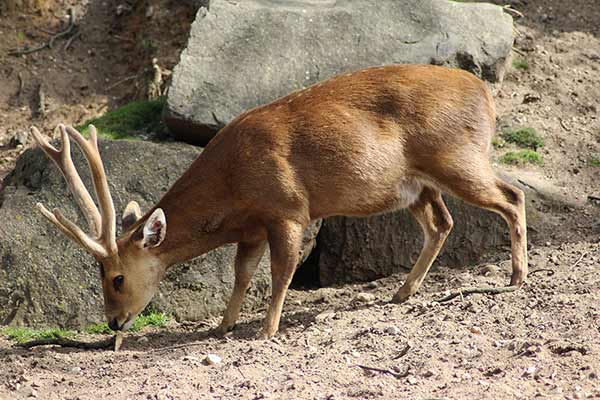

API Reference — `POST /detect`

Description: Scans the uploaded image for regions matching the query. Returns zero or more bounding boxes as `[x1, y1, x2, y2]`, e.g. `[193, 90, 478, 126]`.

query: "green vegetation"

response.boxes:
[590, 155, 600, 167]
[75, 98, 166, 140]
[1, 326, 74, 344]
[83, 312, 169, 334]
[501, 127, 545, 150]
[499, 150, 543, 166]
[492, 136, 506, 149]
[513, 57, 529, 70]
[2, 313, 169, 343]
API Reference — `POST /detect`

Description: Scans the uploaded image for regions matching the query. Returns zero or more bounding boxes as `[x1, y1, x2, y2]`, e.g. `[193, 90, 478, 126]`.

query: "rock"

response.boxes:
[470, 326, 483, 335]
[137, 336, 149, 344]
[165, 0, 514, 145]
[204, 353, 222, 365]
[0, 139, 318, 328]
[318, 195, 507, 285]
[355, 292, 375, 303]
[314, 311, 336, 323]
[481, 264, 499, 276]
[384, 325, 400, 335]
[10, 131, 28, 148]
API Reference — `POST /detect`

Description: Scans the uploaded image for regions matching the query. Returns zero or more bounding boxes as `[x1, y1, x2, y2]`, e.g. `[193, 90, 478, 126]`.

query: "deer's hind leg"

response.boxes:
[392, 186, 454, 303]
[427, 162, 528, 287]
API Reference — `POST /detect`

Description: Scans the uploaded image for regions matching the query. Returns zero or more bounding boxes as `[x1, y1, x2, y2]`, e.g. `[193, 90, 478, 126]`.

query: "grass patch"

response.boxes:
[492, 136, 506, 149]
[590, 155, 600, 167]
[1, 327, 75, 344]
[75, 98, 166, 140]
[83, 312, 169, 334]
[499, 150, 543, 166]
[513, 57, 529, 70]
[501, 127, 545, 150]
[131, 312, 169, 332]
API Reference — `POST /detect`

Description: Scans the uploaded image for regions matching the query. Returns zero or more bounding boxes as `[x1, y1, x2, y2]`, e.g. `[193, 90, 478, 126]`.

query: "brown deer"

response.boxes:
[31, 64, 527, 339]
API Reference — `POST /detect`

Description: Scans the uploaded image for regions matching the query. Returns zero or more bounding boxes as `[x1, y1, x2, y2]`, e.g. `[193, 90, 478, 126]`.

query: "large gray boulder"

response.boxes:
[0, 140, 317, 328]
[165, 0, 514, 145]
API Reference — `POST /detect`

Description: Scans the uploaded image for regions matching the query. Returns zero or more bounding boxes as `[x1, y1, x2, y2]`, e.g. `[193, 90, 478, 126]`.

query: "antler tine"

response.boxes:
[65, 125, 117, 255]
[30, 125, 102, 238]
[35, 203, 109, 258]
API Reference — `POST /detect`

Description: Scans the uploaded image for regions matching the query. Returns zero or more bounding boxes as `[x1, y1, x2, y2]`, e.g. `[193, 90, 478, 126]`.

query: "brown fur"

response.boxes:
[36, 64, 528, 338]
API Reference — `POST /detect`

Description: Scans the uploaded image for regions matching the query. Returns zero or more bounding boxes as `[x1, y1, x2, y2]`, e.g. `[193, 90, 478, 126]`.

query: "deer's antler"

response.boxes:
[31, 124, 117, 259]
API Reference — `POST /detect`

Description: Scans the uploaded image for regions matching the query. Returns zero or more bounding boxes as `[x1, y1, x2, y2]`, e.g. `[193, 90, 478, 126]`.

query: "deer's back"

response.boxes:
[203, 64, 496, 219]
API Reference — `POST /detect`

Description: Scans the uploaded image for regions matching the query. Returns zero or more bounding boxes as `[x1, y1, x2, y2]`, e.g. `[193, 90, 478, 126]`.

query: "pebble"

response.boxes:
[407, 376, 418, 385]
[384, 325, 400, 335]
[481, 264, 498, 276]
[355, 292, 375, 303]
[315, 311, 336, 323]
[204, 354, 222, 365]
[523, 366, 537, 377]
[470, 326, 483, 335]
[137, 336, 149, 344]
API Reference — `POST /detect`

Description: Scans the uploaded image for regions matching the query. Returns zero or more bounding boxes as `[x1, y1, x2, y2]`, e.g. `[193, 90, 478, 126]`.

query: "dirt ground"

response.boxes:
[0, 0, 599, 399]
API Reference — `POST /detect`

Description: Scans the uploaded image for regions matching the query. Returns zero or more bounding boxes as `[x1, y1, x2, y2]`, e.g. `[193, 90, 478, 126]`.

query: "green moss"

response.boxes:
[513, 57, 529, 70]
[84, 323, 113, 335]
[131, 312, 169, 332]
[501, 127, 545, 150]
[590, 155, 600, 167]
[75, 98, 166, 140]
[499, 150, 543, 166]
[1, 327, 75, 344]
[492, 136, 506, 149]
[83, 312, 169, 334]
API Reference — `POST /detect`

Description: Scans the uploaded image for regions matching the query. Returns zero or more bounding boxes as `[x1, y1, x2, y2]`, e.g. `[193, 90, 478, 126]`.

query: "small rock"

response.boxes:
[523, 366, 536, 377]
[523, 92, 542, 104]
[407, 376, 418, 385]
[355, 292, 376, 303]
[137, 336, 149, 344]
[315, 311, 336, 323]
[384, 325, 400, 335]
[204, 354, 222, 365]
[422, 369, 436, 378]
[365, 281, 379, 289]
[470, 326, 483, 335]
[70, 366, 81, 373]
[10, 131, 28, 147]
[480, 264, 498, 276]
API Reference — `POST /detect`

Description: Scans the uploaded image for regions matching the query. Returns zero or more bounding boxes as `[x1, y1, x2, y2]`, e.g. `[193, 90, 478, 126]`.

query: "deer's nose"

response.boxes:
[108, 318, 121, 331]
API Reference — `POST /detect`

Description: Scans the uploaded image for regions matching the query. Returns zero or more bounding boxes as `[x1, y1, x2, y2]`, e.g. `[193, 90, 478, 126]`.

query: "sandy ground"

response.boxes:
[0, 0, 599, 399]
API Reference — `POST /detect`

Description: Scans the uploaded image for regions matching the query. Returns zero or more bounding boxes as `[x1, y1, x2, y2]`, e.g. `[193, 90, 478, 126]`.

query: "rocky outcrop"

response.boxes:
[165, 0, 514, 145]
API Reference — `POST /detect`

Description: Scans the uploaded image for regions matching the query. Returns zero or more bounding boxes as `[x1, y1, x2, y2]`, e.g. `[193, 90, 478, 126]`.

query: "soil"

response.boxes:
[0, 0, 599, 399]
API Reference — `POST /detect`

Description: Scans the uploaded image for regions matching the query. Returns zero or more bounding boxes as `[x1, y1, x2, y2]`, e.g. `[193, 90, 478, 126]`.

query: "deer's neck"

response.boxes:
[148, 155, 241, 267]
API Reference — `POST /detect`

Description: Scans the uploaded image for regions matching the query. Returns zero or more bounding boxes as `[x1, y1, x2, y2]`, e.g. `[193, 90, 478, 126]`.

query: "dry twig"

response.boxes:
[356, 364, 410, 379]
[17, 335, 118, 350]
[9, 9, 76, 56]
[436, 285, 519, 303]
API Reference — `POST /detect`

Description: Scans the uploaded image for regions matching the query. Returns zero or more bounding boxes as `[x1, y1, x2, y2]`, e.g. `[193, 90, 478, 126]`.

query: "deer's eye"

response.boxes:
[113, 275, 124, 291]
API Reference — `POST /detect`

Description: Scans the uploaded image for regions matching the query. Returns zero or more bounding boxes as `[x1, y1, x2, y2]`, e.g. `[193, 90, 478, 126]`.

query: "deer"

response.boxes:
[31, 64, 528, 339]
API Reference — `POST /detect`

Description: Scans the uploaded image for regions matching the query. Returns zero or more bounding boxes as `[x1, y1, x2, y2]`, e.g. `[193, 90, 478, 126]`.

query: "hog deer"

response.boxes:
[31, 64, 527, 338]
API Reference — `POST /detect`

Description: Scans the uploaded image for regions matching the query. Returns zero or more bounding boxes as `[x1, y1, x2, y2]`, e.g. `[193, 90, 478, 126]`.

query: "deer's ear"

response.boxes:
[122, 201, 142, 231]
[138, 208, 166, 248]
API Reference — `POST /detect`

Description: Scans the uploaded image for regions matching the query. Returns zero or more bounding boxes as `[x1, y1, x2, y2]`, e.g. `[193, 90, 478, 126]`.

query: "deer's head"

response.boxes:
[31, 125, 168, 331]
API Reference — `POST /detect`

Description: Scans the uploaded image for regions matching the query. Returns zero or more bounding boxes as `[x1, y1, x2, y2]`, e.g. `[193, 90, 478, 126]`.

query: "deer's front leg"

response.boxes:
[257, 220, 305, 339]
[217, 240, 267, 335]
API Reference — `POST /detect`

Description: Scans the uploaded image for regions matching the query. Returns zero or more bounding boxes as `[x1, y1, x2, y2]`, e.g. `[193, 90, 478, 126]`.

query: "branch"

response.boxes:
[8, 9, 76, 56]
[17, 334, 121, 351]
[436, 285, 519, 303]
